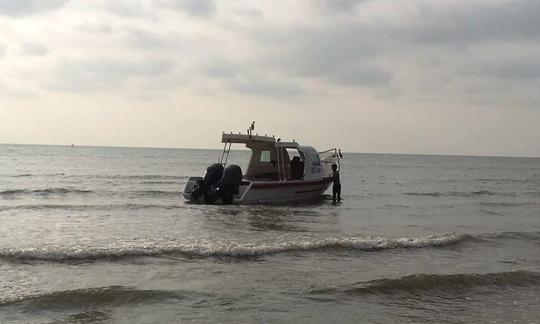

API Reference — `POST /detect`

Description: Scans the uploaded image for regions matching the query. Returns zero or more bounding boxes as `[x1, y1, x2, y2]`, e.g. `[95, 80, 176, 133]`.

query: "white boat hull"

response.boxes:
[183, 177, 332, 204]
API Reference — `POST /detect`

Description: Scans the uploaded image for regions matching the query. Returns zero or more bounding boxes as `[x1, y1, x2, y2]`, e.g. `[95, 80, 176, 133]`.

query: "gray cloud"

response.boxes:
[77, 0, 154, 19]
[2, 0, 539, 101]
[227, 74, 304, 98]
[262, 25, 381, 73]
[315, 0, 366, 11]
[249, 23, 388, 91]
[108, 1, 147, 18]
[126, 27, 171, 49]
[298, 0, 540, 51]
[480, 60, 540, 80]
[200, 59, 239, 79]
[0, 80, 37, 97]
[232, 7, 263, 19]
[20, 42, 49, 56]
[237, 0, 540, 97]
[402, 0, 540, 44]
[0, 0, 68, 17]
[77, 21, 114, 34]
[156, 0, 217, 16]
[332, 65, 392, 86]
[49, 57, 174, 92]
[196, 58, 303, 98]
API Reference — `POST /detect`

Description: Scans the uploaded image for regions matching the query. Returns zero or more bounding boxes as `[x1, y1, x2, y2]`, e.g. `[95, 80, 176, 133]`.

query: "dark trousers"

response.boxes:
[333, 183, 341, 202]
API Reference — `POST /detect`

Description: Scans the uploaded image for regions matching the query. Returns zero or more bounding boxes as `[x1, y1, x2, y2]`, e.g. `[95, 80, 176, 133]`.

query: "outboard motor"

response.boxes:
[218, 165, 243, 204]
[191, 163, 224, 201]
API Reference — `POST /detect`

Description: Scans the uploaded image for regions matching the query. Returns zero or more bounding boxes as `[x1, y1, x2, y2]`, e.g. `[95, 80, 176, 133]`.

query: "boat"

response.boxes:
[183, 123, 342, 204]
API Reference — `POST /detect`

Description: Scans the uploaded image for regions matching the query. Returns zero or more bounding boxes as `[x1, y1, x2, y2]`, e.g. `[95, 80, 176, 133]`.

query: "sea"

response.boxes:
[0, 144, 539, 323]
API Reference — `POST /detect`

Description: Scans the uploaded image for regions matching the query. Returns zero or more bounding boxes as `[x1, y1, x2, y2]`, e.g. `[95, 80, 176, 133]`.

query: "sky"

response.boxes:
[0, 0, 539, 157]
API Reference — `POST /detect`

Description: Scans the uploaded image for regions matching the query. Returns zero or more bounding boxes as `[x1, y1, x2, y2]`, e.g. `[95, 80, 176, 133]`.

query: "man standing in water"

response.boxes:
[331, 163, 341, 204]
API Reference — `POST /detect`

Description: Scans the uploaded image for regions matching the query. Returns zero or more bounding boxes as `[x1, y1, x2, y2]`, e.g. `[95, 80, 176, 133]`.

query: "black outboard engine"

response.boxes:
[217, 165, 243, 204]
[191, 163, 224, 201]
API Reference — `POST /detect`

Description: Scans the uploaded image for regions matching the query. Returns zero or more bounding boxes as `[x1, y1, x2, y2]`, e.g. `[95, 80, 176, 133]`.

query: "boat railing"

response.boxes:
[319, 148, 342, 177]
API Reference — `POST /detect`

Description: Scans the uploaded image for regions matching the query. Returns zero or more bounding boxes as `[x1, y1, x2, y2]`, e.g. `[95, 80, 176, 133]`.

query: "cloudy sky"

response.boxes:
[0, 0, 539, 156]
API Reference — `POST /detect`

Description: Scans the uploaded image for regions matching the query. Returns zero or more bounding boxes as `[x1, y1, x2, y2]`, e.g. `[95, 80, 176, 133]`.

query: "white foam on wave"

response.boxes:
[0, 233, 473, 261]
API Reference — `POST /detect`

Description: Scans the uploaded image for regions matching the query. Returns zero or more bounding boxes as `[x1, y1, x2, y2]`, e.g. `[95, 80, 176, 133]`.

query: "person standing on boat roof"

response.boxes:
[331, 163, 341, 204]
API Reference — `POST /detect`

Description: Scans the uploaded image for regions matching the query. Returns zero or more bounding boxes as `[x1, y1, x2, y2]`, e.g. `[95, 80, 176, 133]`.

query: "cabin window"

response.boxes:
[260, 150, 271, 162]
[310, 154, 321, 166]
[310, 154, 322, 174]
[286, 148, 301, 160]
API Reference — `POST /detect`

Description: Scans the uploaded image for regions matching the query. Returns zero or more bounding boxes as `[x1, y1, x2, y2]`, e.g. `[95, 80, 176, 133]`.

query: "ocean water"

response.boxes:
[1, 144, 539, 323]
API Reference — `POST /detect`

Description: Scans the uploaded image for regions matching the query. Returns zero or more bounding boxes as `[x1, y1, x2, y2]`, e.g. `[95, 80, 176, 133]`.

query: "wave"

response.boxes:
[0, 173, 64, 178]
[132, 190, 180, 197]
[403, 192, 442, 197]
[476, 178, 538, 184]
[480, 209, 502, 216]
[311, 270, 540, 296]
[479, 201, 521, 207]
[0, 203, 183, 212]
[141, 180, 179, 185]
[479, 201, 538, 207]
[0, 188, 179, 198]
[0, 286, 192, 308]
[493, 231, 540, 241]
[1, 231, 537, 263]
[384, 204, 411, 208]
[7, 173, 32, 178]
[98, 174, 187, 180]
[0, 188, 92, 196]
[404, 190, 515, 198]
[0, 233, 477, 262]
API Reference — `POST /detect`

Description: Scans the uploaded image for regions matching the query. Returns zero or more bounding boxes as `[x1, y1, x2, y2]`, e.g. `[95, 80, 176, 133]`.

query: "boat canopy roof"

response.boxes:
[222, 133, 299, 148]
[219, 129, 339, 182]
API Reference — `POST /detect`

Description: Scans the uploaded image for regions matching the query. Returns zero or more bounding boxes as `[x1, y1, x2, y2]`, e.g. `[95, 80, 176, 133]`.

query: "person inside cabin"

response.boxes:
[290, 156, 304, 180]
[331, 163, 341, 203]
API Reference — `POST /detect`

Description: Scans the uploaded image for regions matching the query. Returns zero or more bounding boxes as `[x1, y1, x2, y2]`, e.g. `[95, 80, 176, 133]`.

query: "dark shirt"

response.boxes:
[332, 171, 340, 185]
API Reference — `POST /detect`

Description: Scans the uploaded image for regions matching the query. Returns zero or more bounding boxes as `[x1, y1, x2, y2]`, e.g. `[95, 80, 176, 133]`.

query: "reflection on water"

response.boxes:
[198, 202, 341, 233]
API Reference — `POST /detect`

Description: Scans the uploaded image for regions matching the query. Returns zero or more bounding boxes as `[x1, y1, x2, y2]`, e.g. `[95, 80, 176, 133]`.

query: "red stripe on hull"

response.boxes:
[251, 177, 332, 190]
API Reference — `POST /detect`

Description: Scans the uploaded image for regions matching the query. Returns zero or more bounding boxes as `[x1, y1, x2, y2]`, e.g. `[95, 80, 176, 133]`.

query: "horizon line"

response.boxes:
[1, 142, 539, 159]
